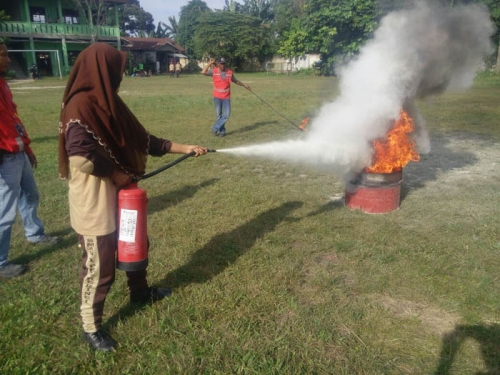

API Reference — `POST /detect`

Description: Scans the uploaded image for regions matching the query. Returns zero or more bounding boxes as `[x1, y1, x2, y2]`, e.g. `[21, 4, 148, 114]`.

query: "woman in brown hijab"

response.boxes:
[58, 43, 207, 352]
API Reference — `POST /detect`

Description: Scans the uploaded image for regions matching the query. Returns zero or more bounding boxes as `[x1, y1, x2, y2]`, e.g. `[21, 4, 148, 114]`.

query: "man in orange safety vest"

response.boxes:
[201, 57, 251, 137]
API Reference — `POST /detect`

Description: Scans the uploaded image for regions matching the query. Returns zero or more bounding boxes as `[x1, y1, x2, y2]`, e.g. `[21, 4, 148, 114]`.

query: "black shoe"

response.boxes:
[82, 329, 117, 352]
[0, 263, 27, 279]
[29, 235, 61, 246]
[130, 287, 172, 304]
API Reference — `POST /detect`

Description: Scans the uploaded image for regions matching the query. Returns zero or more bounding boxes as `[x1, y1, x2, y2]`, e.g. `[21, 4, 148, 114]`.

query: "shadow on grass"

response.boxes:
[434, 324, 500, 374]
[401, 135, 479, 200]
[147, 178, 219, 215]
[104, 201, 303, 330]
[158, 200, 303, 288]
[11, 227, 75, 265]
[305, 199, 345, 217]
[226, 120, 279, 136]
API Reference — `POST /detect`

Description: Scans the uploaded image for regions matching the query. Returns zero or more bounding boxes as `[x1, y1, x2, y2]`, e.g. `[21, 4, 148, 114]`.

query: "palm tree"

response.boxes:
[137, 29, 156, 38]
[165, 16, 178, 37]
[152, 22, 172, 38]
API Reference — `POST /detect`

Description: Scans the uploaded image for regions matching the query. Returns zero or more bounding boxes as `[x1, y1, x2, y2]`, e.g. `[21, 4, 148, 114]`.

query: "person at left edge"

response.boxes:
[0, 38, 60, 279]
[58, 43, 208, 352]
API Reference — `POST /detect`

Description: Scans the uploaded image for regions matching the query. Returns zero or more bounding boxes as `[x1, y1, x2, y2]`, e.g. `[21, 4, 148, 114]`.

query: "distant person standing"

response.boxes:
[169, 60, 175, 78]
[175, 61, 182, 78]
[0, 38, 60, 278]
[201, 57, 251, 137]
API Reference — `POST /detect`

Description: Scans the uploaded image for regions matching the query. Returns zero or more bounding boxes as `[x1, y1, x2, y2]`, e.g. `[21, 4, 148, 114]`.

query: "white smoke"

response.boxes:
[220, 1, 494, 179]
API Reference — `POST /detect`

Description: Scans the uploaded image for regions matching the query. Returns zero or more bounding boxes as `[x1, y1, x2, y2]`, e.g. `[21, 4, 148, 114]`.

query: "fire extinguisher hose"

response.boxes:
[250, 90, 304, 132]
[134, 149, 217, 182]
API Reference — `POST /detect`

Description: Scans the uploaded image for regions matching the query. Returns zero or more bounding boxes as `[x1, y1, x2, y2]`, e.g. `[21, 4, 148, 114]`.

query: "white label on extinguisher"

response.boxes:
[119, 209, 138, 242]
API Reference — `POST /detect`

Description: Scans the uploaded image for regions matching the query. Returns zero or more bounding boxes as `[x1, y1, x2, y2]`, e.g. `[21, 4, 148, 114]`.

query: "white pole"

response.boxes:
[55, 50, 62, 79]
[9, 50, 63, 79]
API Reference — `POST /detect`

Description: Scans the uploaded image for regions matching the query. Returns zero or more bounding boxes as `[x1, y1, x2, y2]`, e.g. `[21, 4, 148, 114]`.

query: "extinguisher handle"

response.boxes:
[134, 151, 196, 182]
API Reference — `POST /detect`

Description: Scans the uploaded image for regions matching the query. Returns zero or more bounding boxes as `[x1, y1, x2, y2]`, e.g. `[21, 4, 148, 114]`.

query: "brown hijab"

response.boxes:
[58, 43, 149, 179]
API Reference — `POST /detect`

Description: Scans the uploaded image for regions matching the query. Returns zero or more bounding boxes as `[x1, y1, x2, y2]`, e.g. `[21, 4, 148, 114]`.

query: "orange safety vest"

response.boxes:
[212, 68, 232, 100]
[0, 78, 32, 154]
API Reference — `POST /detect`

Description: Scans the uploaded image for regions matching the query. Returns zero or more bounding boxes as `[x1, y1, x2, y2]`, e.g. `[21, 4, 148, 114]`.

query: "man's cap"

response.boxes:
[218, 57, 226, 64]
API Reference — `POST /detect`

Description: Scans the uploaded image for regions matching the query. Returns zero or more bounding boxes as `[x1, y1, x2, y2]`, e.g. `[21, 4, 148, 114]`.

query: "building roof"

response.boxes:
[121, 37, 185, 53]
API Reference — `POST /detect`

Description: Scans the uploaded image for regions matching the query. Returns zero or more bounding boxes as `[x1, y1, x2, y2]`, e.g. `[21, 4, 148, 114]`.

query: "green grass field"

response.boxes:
[1, 71, 500, 374]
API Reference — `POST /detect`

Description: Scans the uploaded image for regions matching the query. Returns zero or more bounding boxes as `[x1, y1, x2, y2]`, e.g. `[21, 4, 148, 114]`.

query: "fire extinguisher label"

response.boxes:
[119, 209, 138, 242]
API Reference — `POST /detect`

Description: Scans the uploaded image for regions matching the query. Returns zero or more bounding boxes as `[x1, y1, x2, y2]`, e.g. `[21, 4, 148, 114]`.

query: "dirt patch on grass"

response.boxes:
[375, 294, 460, 335]
[404, 133, 499, 190]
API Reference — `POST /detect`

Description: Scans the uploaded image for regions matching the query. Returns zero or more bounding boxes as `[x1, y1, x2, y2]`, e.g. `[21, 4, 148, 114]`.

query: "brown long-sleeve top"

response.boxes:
[65, 123, 172, 236]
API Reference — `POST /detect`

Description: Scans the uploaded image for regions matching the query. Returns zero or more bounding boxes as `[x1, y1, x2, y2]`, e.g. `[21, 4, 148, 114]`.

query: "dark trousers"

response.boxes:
[79, 232, 148, 333]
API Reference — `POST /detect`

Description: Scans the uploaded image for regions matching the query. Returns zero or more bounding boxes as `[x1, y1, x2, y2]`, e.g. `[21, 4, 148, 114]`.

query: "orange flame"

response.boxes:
[298, 117, 309, 131]
[365, 110, 420, 173]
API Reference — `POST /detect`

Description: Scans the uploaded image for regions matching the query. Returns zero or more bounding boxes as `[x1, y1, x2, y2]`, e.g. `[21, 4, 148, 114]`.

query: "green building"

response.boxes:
[0, 0, 127, 78]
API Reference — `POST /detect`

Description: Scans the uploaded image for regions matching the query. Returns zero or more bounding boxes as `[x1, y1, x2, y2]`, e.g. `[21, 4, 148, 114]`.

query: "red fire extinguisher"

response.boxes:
[117, 183, 148, 271]
[116, 150, 215, 271]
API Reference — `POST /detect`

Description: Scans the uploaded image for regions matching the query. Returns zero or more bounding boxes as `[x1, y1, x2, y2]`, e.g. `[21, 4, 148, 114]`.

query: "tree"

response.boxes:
[224, 0, 241, 12]
[177, 0, 212, 57]
[236, 0, 274, 22]
[193, 11, 274, 70]
[478, 0, 500, 70]
[165, 16, 179, 38]
[377, 0, 414, 15]
[277, 18, 317, 58]
[118, 0, 155, 36]
[151, 22, 172, 38]
[271, 0, 305, 41]
[223, 0, 275, 23]
[72, 0, 107, 43]
[278, 0, 378, 74]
